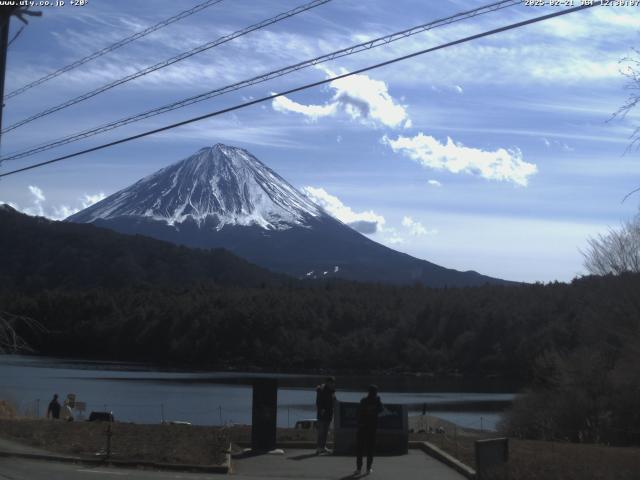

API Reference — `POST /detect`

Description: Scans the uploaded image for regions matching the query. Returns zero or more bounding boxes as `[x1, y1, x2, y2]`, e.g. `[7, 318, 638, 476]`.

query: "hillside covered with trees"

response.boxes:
[0, 205, 286, 290]
[3, 206, 640, 445]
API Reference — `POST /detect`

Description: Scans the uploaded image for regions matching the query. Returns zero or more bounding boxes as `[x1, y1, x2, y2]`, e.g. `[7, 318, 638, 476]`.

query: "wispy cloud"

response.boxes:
[428, 179, 442, 187]
[152, 117, 314, 149]
[383, 133, 537, 186]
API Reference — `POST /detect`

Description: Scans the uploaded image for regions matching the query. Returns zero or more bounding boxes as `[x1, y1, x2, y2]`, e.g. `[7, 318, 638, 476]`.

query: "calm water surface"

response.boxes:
[0, 355, 514, 430]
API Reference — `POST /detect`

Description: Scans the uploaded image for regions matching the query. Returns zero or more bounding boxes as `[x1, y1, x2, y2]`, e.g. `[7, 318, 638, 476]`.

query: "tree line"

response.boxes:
[4, 274, 639, 380]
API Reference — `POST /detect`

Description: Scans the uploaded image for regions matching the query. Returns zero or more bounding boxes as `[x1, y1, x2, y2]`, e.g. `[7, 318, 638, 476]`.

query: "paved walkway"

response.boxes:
[0, 436, 467, 479]
[231, 449, 467, 479]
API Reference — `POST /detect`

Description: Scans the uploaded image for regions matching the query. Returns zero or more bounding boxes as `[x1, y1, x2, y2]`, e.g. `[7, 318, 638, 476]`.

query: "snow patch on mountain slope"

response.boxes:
[68, 144, 324, 230]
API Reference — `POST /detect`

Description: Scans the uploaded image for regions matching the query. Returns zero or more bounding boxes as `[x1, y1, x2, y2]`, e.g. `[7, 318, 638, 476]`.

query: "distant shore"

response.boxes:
[1, 353, 522, 393]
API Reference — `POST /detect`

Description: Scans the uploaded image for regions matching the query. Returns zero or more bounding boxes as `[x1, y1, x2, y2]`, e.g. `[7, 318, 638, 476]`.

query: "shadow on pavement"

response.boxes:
[288, 452, 320, 461]
[232, 450, 267, 459]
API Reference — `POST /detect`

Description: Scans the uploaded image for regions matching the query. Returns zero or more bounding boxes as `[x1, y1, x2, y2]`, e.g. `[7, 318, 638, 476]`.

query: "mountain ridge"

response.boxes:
[0, 204, 286, 290]
[68, 144, 512, 287]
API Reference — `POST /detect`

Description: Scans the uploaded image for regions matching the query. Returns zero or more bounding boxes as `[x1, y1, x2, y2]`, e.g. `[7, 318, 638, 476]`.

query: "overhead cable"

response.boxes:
[0, 3, 601, 179]
[1, 0, 333, 134]
[4, 0, 226, 100]
[1, 0, 521, 163]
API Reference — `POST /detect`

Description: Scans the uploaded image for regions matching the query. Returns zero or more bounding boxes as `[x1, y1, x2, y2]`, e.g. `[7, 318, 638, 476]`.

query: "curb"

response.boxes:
[409, 441, 476, 479]
[0, 448, 231, 474]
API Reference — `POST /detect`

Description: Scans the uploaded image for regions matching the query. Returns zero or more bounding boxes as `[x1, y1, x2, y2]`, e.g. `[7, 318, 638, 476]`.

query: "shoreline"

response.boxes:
[0, 353, 522, 393]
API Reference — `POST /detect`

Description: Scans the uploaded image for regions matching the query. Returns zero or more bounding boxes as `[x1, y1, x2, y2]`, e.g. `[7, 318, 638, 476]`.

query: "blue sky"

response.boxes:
[1, 0, 639, 282]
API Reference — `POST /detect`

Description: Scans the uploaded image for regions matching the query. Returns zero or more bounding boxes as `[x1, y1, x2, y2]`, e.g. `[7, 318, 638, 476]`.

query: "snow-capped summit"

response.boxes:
[69, 144, 323, 230]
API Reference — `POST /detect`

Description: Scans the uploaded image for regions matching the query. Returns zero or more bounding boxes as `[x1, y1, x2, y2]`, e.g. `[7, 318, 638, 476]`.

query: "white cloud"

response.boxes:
[301, 186, 385, 234]
[454, 85, 463, 94]
[427, 179, 442, 187]
[52, 205, 80, 220]
[402, 216, 426, 236]
[23, 185, 46, 216]
[383, 133, 537, 186]
[81, 192, 106, 208]
[272, 69, 409, 129]
[385, 235, 405, 245]
[401, 216, 437, 236]
[50, 192, 107, 220]
[5, 187, 106, 220]
[271, 95, 337, 120]
[28, 185, 45, 202]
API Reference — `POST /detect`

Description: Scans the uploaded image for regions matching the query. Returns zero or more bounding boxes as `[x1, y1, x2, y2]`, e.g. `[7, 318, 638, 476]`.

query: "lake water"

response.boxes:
[0, 355, 514, 431]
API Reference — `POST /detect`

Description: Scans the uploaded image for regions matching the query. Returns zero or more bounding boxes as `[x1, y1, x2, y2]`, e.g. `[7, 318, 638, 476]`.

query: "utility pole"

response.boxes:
[0, 6, 41, 148]
[0, 6, 17, 144]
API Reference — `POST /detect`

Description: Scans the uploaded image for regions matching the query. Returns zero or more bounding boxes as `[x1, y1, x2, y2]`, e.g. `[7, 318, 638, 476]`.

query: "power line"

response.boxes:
[7, 25, 25, 48]
[4, 0, 225, 101]
[0, 2, 600, 179]
[1, 0, 333, 134]
[0, 0, 522, 163]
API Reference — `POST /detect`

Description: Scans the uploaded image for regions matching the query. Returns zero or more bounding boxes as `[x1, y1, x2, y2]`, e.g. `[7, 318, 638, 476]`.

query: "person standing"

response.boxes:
[63, 398, 75, 422]
[46, 394, 61, 419]
[315, 376, 336, 454]
[355, 385, 383, 475]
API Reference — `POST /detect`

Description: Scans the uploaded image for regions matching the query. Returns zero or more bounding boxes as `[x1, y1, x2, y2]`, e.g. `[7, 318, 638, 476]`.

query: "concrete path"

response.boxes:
[231, 449, 468, 479]
[0, 437, 468, 479]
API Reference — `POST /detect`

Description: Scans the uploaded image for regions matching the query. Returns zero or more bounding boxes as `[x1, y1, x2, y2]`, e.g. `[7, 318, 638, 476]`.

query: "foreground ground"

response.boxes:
[415, 426, 640, 480]
[2, 414, 640, 478]
[0, 457, 215, 480]
[0, 418, 229, 466]
[0, 449, 466, 480]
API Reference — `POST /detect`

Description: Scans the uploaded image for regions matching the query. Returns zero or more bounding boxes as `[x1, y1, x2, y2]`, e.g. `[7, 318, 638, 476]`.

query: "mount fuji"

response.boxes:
[68, 144, 506, 287]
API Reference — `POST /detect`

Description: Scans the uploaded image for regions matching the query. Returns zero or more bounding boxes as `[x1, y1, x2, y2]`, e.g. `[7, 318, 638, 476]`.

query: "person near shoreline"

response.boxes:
[315, 376, 336, 454]
[47, 394, 61, 419]
[63, 398, 75, 422]
[355, 384, 383, 475]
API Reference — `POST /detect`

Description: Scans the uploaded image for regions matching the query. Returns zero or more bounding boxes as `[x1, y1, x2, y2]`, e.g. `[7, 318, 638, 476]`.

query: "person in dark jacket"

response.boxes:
[355, 385, 383, 475]
[315, 376, 336, 454]
[47, 394, 61, 419]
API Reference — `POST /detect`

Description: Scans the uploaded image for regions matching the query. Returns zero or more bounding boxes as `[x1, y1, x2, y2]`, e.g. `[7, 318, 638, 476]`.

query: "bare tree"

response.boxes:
[583, 214, 640, 275]
[613, 49, 640, 149]
[608, 50, 640, 202]
[0, 311, 45, 354]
